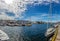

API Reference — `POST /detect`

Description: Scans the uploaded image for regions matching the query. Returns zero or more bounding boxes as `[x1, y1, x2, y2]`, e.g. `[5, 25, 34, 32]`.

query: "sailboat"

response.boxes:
[0, 30, 9, 41]
[45, 27, 56, 37]
[45, 0, 56, 37]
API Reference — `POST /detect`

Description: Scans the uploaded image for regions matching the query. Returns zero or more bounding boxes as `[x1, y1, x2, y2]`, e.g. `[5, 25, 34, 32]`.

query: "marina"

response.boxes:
[0, 23, 55, 41]
[0, 0, 60, 41]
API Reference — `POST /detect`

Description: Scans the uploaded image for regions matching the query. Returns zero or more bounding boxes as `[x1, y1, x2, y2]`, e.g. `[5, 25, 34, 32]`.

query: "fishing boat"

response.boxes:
[0, 30, 9, 41]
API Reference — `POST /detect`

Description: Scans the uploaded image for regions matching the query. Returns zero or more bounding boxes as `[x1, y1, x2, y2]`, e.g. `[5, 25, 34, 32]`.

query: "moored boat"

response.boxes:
[0, 30, 9, 41]
[45, 27, 56, 37]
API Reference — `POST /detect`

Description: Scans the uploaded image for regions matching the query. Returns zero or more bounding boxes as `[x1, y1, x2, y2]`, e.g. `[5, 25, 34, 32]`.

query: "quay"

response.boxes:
[51, 24, 60, 41]
[55, 25, 60, 41]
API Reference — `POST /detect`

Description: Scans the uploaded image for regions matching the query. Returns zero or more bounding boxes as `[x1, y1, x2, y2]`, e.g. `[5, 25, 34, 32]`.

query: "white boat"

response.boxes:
[0, 30, 9, 41]
[54, 24, 58, 28]
[45, 27, 56, 37]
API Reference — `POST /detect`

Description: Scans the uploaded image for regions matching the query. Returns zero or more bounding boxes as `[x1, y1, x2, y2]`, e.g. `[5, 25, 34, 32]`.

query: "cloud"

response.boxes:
[0, 0, 60, 20]
[0, 12, 14, 20]
[25, 16, 42, 21]
[25, 13, 60, 22]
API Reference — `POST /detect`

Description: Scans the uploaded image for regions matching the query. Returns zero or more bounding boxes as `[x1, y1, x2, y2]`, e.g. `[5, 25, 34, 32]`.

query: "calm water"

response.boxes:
[0, 24, 52, 41]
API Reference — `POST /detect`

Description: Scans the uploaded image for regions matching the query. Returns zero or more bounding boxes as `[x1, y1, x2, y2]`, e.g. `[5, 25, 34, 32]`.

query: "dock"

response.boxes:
[51, 25, 60, 41]
[55, 25, 60, 41]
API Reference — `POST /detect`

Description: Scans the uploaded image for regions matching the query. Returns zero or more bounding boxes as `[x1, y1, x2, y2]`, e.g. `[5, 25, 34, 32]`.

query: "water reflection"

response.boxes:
[0, 24, 51, 41]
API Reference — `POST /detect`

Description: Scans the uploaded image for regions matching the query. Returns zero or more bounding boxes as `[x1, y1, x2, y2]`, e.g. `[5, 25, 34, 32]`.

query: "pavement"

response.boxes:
[55, 25, 60, 41]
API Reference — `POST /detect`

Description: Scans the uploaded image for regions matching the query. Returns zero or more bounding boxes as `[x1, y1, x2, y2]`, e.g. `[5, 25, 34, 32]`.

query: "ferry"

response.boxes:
[0, 30, 9, 41]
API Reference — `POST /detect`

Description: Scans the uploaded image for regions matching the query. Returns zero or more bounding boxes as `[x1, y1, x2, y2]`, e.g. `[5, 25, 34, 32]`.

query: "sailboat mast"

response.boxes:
[47, 0, 52, 30]
[49, 0, 52, 21]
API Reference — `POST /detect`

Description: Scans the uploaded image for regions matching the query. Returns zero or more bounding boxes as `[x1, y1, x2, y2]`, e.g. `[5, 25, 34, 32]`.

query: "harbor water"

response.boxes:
[0, 24, 53, 41]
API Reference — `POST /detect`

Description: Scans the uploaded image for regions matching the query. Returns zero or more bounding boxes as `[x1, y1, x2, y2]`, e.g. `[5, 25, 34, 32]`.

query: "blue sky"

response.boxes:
[19, 2, 60, 22]
[0, 0, 60, 22]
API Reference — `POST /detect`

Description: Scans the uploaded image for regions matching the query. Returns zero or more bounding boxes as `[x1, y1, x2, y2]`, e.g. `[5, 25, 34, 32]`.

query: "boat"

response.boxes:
[54, 24, 58, 28]
[45, 27, 56, 37]
[25, 24, 32, 26]
[0, 30, 9, 41]
[45, 0, 56, 38]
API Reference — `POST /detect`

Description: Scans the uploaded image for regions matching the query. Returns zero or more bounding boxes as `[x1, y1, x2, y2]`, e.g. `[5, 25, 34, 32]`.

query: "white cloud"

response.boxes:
[0, 0, 27, 19]
[25, 16, 42, 21]
[0, 12, 14, 20]
[52, 0, 59, 3]
[25, 13, 60, 22]
[41, 14, 48, 17]
[0, 0, 60, 20]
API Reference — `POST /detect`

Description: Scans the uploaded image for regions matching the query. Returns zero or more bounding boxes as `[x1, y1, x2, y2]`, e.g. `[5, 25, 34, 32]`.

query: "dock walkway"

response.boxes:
[55, 25, 60, 41]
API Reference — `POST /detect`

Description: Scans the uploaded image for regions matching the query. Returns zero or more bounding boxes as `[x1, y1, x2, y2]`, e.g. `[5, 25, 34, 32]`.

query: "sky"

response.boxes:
[0, 0, 60, 22]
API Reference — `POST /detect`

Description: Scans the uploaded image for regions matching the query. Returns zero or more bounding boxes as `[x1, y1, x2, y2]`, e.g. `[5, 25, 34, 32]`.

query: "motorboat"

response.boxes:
[45, 27, 56, 37]
[0, 30, 9, 41]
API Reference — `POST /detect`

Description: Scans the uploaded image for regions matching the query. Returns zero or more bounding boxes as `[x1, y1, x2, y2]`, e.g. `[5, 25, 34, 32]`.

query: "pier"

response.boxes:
[51, 24, 60, 41]
[55, 25, 60, 41]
